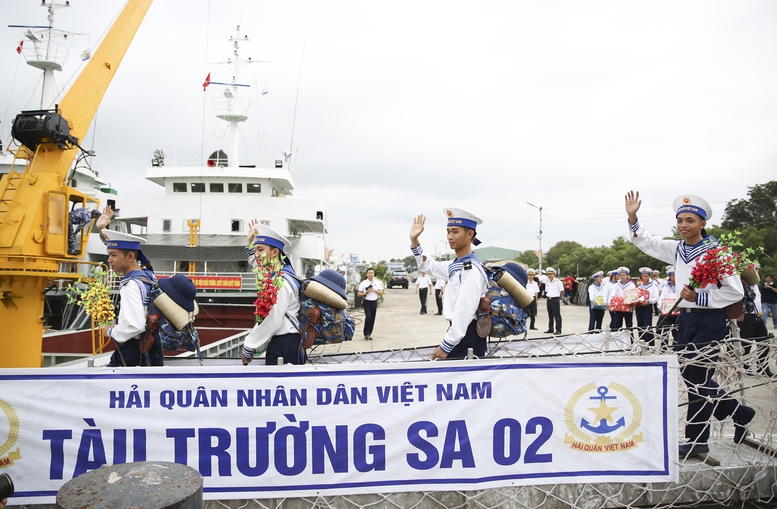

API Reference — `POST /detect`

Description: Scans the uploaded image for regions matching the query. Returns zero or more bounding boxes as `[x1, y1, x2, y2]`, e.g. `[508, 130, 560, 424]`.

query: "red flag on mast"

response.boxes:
[202, 73, 210, 91]
[16, 41, 24, 54]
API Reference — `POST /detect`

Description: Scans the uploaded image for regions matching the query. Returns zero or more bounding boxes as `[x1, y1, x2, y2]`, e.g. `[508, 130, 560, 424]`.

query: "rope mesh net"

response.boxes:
[206, 322, 776, 509]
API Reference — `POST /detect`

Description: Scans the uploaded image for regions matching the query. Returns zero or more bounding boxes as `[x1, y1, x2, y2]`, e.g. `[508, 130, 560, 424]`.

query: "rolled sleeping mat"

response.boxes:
[303, 280, 347, 310]
[153, 293, 197, 330]
[494, 269, 535, 308]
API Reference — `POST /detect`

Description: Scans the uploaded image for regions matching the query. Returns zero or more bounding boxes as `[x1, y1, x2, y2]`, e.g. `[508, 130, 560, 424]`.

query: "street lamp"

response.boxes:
[572, 253, 579, 277]
[526, 202, 543, 272]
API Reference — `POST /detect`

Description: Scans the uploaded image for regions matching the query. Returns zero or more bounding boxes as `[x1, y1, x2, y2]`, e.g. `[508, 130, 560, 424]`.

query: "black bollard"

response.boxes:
[57, 461, 202, 509]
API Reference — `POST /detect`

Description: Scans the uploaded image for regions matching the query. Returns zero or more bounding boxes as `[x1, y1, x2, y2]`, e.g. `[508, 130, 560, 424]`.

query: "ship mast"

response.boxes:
[18, 1, 74, 110]
[212, 26, 260, 168]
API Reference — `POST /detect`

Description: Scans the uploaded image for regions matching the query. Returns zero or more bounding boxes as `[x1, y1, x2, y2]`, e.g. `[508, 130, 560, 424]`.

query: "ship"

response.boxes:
[0, 2, 328, 365]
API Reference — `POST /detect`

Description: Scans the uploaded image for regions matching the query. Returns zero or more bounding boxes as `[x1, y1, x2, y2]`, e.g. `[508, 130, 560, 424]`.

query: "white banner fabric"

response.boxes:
[0, 355, 678, 503]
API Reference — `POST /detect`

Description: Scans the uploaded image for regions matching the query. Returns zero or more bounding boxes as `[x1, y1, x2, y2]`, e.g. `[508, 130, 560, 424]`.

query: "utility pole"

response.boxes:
[526, 202, 543, 272]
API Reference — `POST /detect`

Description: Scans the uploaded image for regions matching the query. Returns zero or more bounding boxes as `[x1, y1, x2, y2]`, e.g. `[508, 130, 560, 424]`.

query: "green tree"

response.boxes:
[545, 241, 583, 269]
[722, 181, 777, 230]
[516, 250, 539, 268]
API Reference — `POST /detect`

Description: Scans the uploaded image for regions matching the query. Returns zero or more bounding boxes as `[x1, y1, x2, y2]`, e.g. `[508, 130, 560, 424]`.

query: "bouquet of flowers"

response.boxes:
[689, 232, 761, 289]
[253, 252, 285, 324]
[658, 232, 762, 325]
[66, 267, 116, 327]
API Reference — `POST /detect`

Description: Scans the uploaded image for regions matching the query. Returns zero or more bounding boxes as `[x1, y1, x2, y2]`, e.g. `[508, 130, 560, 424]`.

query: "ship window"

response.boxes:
[173, 182, 187, 192]
[210, 183, 224, 193]
[231, 219, 243, 232]
[247, 183, 261, 193]
[191, 182, 205, 193]
[162, 219, 172, 232]
[228, 183, 243, 193]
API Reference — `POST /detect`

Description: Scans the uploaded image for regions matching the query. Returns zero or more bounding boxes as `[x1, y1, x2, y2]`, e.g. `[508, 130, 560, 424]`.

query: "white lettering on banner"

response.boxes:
[0, 356, 679, 503]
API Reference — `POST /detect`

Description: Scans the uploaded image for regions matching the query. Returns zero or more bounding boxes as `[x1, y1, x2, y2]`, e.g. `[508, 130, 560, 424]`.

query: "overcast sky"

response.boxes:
[2, 1, 775, 263]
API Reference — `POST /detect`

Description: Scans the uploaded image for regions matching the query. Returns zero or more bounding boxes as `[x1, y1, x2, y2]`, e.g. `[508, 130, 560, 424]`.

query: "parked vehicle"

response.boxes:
[389, 270, 409, 289]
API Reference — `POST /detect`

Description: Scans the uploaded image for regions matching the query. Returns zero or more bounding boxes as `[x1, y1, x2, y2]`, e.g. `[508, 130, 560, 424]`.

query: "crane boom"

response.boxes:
[0, 0, 154, 368]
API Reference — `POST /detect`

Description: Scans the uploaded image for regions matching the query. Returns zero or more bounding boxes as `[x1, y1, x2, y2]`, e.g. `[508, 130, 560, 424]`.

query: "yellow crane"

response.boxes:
[0, 0, 154, 368]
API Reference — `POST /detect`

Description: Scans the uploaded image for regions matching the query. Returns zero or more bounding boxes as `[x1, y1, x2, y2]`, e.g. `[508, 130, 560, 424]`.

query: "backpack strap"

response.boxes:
[281, 271, 301, 331]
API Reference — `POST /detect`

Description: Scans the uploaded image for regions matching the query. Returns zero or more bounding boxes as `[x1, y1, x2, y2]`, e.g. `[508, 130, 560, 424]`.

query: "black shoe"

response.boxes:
[364, 335, 370, 340]
[733, 405, 756, 444]
[544, 330, 553, 334]
[555, 330, 562, 335]
[530, 327, 538, 330]
[679, 443, 709, 459]
[434, 312, 442, 315]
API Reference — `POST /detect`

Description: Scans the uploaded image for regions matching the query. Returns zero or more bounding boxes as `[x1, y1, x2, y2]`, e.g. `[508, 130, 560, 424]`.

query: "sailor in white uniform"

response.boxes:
[635, 267, 659, 345]
[241, 221, 303, 365]
[587, 271, 606, 331]
[409, 208, 488, 360]
[625, 191, 754, 458]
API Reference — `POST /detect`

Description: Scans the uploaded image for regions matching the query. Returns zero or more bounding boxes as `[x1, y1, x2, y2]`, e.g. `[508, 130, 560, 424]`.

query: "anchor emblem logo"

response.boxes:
[564, 382, 644, 453]
[580, 386, 626, 434]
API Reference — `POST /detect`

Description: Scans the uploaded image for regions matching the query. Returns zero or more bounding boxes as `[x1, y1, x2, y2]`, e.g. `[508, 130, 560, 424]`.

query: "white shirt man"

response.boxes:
[544, 267, 564, 334]
[433, 277, 446, 315]
[416, 272, 432, 314]
[357, 269, 384, 340]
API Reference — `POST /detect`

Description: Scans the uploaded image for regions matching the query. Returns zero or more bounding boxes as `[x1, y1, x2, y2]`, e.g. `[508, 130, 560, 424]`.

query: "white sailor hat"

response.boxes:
[639, 267, 652, 276]
[102, 229, 146, 251]
[609, 269, 619, 276]
[252, 223, 291, 253]
[443, 207, 483, 246]
[618, 266, 630, 275]
[527, 268, 536, 275]
[652, 269, 660, 275]
[546, 266, 556, 273]
[592, 270, 603, 279]
[666, 266, 676, 276]
[673, 195, 712, 221]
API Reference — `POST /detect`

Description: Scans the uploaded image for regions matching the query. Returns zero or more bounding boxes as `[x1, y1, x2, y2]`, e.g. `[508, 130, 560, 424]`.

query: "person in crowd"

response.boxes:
[544, 267, 564, 334]
[415, 271, 432, 314]
[625, 190, 755, 459]
[657, 266, 680, 343]
[635, 267, 659, 346]
[739, 278, 774, 377]
[760, 274, 777, 328]
[651, 269, 664, 316]
[101, 230, 164, 367]
[241, 221, 304, 365]
[563, 273, 575, 305]
[538, 270, 548, 298]
[410, 208, 488, 359]
[587, 271, 607, 331]
[523, 268, 540, 330]
[357, 268, 384, 340]
[434, 276, 446, 315]
[609, 267, 635, 330]
[603, 269, 619, 331]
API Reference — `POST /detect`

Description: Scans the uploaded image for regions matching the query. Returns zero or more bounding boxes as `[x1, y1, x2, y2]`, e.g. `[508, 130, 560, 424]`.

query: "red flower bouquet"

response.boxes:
[658, 232, 762, 325]
[253, 253, 285, 324]
[689, 232, 761, 289]
[689, 241, 737, 289]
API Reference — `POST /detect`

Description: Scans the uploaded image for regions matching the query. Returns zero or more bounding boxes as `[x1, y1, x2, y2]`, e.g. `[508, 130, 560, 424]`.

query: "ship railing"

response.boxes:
[22, 40, 68, 71]
[50, 328, 254, 368]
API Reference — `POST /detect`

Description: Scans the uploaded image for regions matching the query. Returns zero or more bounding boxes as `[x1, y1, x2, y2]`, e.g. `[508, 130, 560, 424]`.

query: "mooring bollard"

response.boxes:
[57, 461, 202, 509]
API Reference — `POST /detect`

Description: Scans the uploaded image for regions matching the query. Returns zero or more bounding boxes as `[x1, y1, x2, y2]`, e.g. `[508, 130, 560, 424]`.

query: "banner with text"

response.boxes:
[0, 356, 678, 503]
